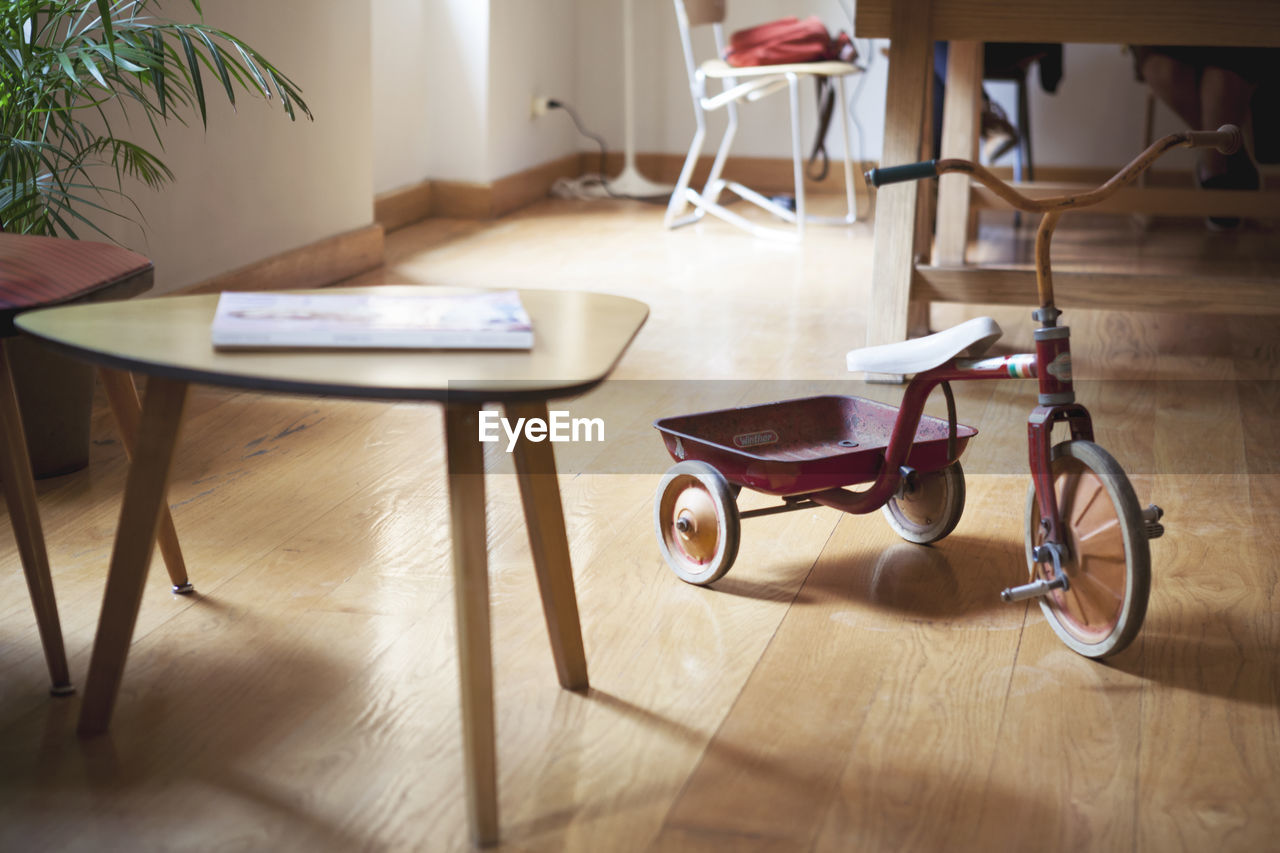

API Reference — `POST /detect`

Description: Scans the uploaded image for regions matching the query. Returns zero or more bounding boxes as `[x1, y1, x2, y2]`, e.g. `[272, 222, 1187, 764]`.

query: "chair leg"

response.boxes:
[664, 127, 705, 228]
[1018, 75, 1034, 182]
[702, 99, 739, 206]
[0, 340, 72, 696]
[836, 75, 858, 224]
[787, 73, 806, 238]
[99, 368, 192, 594]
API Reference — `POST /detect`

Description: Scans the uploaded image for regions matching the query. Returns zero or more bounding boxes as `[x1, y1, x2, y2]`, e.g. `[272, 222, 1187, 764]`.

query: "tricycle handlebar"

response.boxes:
[864, 125, 1243, 215]
[863, 125, 1244, 318]
[865, 159, 939, 188]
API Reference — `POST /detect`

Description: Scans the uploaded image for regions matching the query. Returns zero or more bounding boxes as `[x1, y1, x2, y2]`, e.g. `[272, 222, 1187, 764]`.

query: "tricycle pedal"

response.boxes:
[1001, 576, 1066, 603]
[1143, 504, 1164, 540]
[1002, 543, 1068, 603]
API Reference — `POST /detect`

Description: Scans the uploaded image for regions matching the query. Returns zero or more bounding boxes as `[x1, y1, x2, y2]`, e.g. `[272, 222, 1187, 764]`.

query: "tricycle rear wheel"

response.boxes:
[655, 461, 740, 585]
[881, 461, 966, 545]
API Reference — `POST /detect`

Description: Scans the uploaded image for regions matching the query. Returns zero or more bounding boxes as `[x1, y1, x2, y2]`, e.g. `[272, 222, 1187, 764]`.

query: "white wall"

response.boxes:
[102, 1, 372, 294]
[373, 0, 580, 189]
[372, 0, 435, 192]
[372, 0, 490, 188]
[488, 0, 580, 177]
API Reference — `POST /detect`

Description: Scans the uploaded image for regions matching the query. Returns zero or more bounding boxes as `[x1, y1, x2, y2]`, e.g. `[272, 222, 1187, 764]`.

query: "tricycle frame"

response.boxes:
[655, 125, 1234, 658]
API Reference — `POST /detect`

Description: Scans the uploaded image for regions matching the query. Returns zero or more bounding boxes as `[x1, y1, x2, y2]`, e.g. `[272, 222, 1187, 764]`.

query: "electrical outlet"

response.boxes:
[530, 96, 551, 118]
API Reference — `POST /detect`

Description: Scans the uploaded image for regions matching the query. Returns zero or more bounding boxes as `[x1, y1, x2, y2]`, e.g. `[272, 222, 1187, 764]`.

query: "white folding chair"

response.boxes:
[665, 0, 861, 240]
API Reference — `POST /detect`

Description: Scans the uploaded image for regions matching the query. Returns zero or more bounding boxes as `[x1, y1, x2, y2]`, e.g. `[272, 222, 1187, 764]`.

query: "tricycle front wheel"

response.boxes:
[655, 460, 740, 585]
[882, 461, 966, 545]
[1025, 441, 1150, 659]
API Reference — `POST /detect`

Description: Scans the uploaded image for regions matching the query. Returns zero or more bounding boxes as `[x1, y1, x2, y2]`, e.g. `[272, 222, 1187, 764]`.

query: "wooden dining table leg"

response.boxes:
[506, 400, 588, 691]
[99, 368, 192, 593]
[0, 340, 72, 695]
[78, 377, 189, 736]
[867, 0, 934, 362]
[935, 40, 983, 266]
[443, 402, 499, 846]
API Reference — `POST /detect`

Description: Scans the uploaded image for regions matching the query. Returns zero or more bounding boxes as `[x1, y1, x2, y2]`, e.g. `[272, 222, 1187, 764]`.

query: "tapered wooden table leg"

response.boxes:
[443, 403, 498, 846]
[867, 0, 934, 360]
[0, 341, 72, 695]
[99, 368, 191, 593]
[78, 377, 188, 736]
[506, 401, 588, 690]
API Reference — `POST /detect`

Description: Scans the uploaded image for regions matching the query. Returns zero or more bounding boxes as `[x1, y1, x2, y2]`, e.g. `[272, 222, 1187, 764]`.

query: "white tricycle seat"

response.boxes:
[847, 316, 1003, 375]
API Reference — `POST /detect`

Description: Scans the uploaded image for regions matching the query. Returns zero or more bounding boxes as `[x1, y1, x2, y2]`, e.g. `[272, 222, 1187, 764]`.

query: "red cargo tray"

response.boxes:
[654, 395, 977, 497]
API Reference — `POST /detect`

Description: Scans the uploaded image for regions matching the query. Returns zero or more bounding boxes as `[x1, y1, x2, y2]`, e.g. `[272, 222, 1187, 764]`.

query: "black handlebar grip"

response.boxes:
[864, 159, 939, 188]
[1186, 125, 1242, 155]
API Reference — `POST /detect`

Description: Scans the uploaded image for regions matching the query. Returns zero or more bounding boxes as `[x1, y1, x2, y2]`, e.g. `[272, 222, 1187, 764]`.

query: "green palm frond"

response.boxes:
[1, 0, 312, 237]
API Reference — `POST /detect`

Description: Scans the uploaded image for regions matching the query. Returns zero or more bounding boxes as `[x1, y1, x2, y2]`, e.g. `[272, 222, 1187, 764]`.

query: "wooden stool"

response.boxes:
[0, 233, 191, 695]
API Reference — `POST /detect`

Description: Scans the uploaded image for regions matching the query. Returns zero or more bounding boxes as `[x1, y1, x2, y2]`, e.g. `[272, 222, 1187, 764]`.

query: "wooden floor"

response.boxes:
[1, 197, 1277, 851]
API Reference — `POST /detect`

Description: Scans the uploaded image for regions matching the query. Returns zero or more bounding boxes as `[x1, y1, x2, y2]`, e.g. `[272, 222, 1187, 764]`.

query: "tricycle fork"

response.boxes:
[1027, 403, 1094, 548]
[1000, 403, 1094, 602]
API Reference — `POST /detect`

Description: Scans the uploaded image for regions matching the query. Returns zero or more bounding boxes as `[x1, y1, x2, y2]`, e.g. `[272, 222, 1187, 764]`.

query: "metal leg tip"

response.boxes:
[172, 582, 195, 595]
[49, 683, 76, 697]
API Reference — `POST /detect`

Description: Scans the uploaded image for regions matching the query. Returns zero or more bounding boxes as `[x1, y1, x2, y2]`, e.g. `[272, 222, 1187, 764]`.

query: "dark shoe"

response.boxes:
[1197, 152, 1260, 231]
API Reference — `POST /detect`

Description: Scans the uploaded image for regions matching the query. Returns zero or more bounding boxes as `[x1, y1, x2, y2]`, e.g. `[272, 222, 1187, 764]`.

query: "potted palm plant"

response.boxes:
[1, 0, 312, 474]
[1, 0, 310, 236]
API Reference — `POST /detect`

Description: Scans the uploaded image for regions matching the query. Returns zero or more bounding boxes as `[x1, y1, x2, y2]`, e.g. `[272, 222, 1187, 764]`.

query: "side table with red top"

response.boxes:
[0, 232, 191, 696]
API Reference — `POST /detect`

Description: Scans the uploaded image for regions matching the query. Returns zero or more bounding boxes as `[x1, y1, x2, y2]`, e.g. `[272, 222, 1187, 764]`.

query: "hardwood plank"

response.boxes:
[659, 477, 1026, 848]
[1132, 476, 1280, 850]
[0, 198, 1276, 852]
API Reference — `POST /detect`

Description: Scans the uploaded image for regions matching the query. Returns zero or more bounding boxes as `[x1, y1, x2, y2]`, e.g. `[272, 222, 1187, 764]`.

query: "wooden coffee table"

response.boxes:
[16, 285, 648, 845]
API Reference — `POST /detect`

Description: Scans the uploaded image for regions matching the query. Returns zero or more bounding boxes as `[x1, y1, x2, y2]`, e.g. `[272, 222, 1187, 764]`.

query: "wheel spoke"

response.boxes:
[1069, 476, 1105, 529]
[1071, 568, 1124, 601]
[1075, 516, 1120, 545]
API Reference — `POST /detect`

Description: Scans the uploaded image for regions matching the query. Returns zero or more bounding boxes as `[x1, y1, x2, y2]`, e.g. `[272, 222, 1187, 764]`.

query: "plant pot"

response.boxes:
[8, 335, 94, 479]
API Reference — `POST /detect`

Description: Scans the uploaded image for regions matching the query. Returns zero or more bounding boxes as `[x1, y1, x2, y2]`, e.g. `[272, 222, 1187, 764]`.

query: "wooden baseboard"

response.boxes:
[385, 151, 870, 228]
[606, 152, 875, 197]
[428, 154, 583, 221]
[374, 180, 434, 232]
[492, 154, 584, 216]
[376, 155, 1277, 230]
[182, 223, 385, 295]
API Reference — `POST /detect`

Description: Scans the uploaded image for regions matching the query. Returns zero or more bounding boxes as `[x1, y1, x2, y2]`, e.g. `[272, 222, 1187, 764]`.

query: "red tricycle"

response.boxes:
[651, 125, 1242, 659]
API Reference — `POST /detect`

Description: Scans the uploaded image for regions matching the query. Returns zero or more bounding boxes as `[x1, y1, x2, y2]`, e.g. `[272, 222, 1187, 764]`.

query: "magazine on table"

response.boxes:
[210, 289, 534, 350]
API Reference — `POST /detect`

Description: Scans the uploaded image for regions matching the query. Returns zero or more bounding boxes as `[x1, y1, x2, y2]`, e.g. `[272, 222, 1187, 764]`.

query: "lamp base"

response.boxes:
[607, 165, 673, 198]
